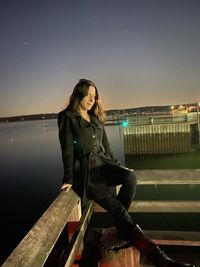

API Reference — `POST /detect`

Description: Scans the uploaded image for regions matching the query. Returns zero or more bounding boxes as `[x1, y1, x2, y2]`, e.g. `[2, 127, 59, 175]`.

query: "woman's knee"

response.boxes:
[124, 169, 137, 188]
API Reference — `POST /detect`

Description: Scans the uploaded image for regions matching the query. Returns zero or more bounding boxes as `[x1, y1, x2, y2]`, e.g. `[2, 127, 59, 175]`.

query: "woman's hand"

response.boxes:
[61, 183, 72, 192]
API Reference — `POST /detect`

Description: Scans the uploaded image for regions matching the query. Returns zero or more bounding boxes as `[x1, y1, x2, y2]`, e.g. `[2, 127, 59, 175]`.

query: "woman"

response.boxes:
[58, 79, 194, 267]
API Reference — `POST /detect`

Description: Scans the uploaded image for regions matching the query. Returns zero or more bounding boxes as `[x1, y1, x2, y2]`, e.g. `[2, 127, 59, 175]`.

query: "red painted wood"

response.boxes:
[100, 246, 140, 267]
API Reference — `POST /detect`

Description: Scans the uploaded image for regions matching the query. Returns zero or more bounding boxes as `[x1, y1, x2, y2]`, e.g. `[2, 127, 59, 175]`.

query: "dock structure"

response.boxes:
[123, 123, 191, 154]
[2, 169, 200, 267]
[107, 112, 200, 154]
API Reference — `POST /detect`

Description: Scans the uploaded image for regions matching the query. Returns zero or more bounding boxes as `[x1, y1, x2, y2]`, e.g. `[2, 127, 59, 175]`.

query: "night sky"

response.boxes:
[1, 0, 200, 117]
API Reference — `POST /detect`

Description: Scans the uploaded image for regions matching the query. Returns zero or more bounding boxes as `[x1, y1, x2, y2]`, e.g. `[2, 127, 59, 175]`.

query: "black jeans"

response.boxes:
[88, 161, 137, 239]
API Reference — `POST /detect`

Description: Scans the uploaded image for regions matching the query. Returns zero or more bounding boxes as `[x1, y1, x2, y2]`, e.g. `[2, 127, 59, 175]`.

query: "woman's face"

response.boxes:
[78, 85, 96, 111]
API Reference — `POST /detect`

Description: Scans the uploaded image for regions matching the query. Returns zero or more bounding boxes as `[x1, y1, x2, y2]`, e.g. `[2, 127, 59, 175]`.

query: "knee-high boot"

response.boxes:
[130, 224, 195, 267]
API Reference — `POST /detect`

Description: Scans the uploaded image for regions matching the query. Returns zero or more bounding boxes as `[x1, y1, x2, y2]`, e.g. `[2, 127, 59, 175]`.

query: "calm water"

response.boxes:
[0, 120, 199, 263]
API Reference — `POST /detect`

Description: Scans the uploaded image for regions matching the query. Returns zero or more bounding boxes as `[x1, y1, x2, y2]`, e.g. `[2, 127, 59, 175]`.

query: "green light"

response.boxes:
[121, 120, 128, 128]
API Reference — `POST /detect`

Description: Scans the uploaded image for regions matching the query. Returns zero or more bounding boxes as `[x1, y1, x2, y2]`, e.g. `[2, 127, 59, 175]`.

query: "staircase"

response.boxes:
[2, 170, 200, 267]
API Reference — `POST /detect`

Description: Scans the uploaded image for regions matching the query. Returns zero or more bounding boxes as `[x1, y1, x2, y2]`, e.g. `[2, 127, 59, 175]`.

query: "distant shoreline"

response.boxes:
[0, 103, 197, 123]
[0, 113, 58, 123]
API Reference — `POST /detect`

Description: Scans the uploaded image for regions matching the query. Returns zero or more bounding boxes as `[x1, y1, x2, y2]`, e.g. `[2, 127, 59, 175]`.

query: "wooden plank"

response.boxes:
[129, 200, 200, 213]
[134, 169, 200, 185]
[94, 200, 200, 213]
[100, 246, 140, 267]
[2, 189, 80, 267]
[68, 200, 82, 222]
[153, 239, 200, 246]
[146, 230, 200, 246]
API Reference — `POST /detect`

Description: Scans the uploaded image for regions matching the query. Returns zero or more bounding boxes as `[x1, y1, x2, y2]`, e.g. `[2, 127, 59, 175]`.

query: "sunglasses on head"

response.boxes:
[79, 79, 95, 85]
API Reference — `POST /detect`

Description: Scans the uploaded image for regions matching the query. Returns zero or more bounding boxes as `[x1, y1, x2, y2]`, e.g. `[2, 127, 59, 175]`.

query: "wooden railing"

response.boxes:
[2, 169, 200, 266]
[2, 189, 89, 267]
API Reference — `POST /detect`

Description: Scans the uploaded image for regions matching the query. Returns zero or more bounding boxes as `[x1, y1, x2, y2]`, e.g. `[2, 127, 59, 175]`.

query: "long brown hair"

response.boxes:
[66, 79, 105, 124]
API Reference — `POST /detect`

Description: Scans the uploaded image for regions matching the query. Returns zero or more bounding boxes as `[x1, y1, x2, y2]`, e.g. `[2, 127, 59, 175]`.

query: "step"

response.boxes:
[100, 246, 140, 267]
[134, 170, 200, 185]
[129, 200, 200, 213]
[94, 200, 200, 213]
[146, 230, 200, 246]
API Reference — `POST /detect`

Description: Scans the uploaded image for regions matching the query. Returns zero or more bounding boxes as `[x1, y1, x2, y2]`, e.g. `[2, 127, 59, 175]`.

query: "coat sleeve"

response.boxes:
[57, 111, 74, 184]
[102, 126, 120, 165]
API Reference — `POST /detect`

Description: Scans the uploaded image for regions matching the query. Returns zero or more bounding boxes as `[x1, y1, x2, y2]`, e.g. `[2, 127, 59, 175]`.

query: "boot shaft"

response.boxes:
[130, 225, 195, 267]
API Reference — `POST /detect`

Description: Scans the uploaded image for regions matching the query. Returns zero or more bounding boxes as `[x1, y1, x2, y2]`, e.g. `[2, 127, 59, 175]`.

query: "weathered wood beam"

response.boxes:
[2, 189, 80, 267]
[129, 200, 200, 213]
[134, 169, 200, 185]
[146, 230, 200, 246]
[100, 246, 140, 267]
[94, 200, 200, 213]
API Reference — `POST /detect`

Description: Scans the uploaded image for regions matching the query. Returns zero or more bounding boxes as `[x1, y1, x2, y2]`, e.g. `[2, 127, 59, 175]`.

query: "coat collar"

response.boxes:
[90, 115, 102, 129]
[65, 109, 102, 128]
[65, 110, 80, 117]
[80, 114, 102, 129]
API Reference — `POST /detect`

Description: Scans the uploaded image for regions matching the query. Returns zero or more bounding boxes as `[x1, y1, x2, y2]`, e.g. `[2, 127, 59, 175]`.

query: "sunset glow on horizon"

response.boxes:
[1, 0, 200, 117]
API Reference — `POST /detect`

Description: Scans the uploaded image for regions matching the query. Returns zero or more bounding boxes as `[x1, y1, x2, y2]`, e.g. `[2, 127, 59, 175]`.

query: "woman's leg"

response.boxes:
[88, 166, 195, 267]
[116, 168, 137, 209]
[99, 164, 137, 209]
[89, 186, 194, 267]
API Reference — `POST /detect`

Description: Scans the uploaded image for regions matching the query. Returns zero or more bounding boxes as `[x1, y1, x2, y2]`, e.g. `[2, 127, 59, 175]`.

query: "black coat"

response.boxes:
[57, 109, 120, 197]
